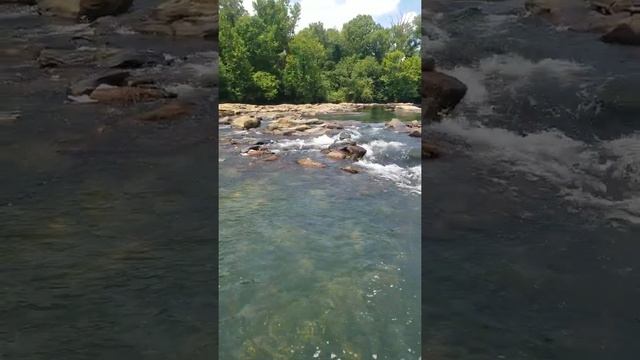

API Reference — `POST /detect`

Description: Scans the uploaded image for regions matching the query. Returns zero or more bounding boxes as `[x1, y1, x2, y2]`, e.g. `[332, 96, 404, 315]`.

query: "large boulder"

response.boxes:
[37, 0, 132, 20]
[423, 70, 467, 121]
[601, 21, 640, 45]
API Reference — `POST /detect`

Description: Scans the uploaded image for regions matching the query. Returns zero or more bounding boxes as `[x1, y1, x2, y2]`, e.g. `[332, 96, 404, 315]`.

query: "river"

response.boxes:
[219, 107, 422, 359]
[0, 2, 217, 359]
[424, 0, 640, 358]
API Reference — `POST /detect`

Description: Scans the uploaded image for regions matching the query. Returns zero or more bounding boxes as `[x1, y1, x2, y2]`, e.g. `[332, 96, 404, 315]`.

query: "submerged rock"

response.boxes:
[134, 101, 192, 121]
[340, 166, 360, 174]
[89, 85, 173, 103]
[422, 141, 440, 159]
[326, 150, 347, 160]
[297, 158, 326, 168]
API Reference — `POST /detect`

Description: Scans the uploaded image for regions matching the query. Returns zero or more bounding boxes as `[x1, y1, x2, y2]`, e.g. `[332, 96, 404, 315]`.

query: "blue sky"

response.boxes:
[242, 0, 420, 31]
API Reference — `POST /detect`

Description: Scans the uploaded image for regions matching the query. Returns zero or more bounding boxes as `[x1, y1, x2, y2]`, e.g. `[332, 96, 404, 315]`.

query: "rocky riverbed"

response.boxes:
[0, 1, 218, 358]
[219, 103, 422, 191]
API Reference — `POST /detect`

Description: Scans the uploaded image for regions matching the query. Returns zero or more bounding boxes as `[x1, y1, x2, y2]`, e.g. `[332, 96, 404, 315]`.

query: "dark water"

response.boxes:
[424, 1, 640, 359]
[0, 5, 217, 359]
[219, 110, 421, 359]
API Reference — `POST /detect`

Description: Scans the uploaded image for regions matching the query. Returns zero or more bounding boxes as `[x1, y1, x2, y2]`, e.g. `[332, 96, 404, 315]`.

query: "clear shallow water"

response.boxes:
[425, 1, 640, 358]
[219, 109, 421, 359]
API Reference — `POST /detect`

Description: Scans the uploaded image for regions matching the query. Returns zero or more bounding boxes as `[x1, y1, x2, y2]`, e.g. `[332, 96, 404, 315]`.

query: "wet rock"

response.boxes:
[37, 48, 98, 67]
[409, 129, 422, 138]
[135, 0, 217, 38]
[134, 101, 192, 121]
[80, 0, 132, 20]
[601, 22, 640, 45]
[0, 111, 21, 125]
[263, 154, 279, 161]
[219, 116, 232, 125]
[423, 71, 467, 121]
[37, 0, 132, 20]
[267, 116, 323, 133]
[326, 150, 347, 160]
[97, 49, 165, 68]
[323, 122, 344, 130]
[38, 47, 164, 69]
[422, 141, 440, 159]
[69, 70, 130, 95]
[89, 85, 173, 103]
[386, 118, 409, 132]
[394, 104, 421, 114]
[524, 0, 640, 38]
[231, 115, 261, 130]
[342, 145, 367, 160]
[297, 158, 326, 168]
[246, 149, 270, 157]
[340, 166, 360, 174]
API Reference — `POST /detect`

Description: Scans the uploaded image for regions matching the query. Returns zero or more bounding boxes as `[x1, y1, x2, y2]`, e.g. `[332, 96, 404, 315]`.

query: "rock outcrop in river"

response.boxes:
[526, 0, 640, 45]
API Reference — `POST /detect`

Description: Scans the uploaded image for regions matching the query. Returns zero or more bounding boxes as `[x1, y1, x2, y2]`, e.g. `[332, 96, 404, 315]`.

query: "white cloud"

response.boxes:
[240, 0, 402, 31]
[296, 0, 401, 30]
[242, 0, 255, 15]
[400, 11, 418, 24]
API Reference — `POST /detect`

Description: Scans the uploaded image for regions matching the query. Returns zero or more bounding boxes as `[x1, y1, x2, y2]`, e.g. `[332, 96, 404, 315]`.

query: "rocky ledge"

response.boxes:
[526, 0, 640, 45]
[219, 103, 422, 173]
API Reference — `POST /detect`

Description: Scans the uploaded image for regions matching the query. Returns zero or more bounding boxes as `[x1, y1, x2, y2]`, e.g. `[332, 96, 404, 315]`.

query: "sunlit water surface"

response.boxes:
[219, 109, 421, 359]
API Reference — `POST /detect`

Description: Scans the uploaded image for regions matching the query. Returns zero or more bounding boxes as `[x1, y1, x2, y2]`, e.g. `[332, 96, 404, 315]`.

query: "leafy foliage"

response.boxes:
[220, 0, 420, 104]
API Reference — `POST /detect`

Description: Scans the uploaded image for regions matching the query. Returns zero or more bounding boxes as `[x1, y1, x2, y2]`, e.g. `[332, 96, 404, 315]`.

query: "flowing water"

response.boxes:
[219, 109, 421, 359]
[0, 4, 217, 359]
[424, 1, 640, 358]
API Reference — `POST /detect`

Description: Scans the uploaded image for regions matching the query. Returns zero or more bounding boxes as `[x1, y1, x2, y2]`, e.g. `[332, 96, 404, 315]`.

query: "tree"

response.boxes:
[283, 33, 327, 103]
[381, 51, 420, 102]
[219, 6, 253, 101]
[219, 4, 421, 104]
[341, 15, 390, 60]
[251, 71, 279, 102]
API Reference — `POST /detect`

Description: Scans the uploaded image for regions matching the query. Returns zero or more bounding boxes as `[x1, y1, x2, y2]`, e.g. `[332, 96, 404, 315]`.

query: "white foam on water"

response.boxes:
[442, 54, 591, 112]
[477, 54, 590, 80]
[433, 117, 640, 224]
[361, 140, 406, 161]
[358, 161, 421, 194]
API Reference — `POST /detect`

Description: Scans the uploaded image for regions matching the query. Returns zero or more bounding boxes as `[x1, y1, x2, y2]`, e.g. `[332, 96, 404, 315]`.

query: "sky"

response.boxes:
[241, 0, 420, 31]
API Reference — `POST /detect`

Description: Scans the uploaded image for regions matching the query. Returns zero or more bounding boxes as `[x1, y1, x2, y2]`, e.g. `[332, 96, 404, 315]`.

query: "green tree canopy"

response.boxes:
[220, 1, 421, 104]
